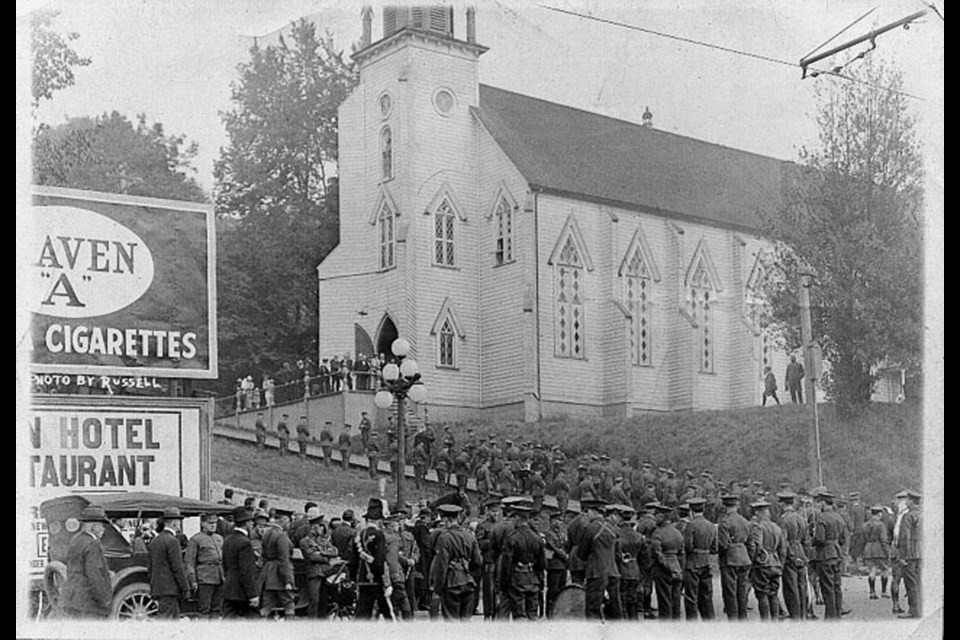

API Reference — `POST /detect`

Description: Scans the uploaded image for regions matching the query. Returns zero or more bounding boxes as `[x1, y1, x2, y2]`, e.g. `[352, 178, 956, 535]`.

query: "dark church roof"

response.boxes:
[473, 84, 788, 232]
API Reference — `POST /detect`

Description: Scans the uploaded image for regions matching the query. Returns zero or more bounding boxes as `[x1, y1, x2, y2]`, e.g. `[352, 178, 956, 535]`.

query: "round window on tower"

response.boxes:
[379, 92, 393, 119]
[433, 88, 456, 116]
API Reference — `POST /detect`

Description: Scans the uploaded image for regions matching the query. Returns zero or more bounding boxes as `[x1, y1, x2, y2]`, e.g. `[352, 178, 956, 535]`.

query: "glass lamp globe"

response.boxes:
[408, 383, 427, 403]
[374, 390, 393, 409]
[400, 358, 419, 378]
[392, 337, 411, 357]
[382, 363, 400, 381]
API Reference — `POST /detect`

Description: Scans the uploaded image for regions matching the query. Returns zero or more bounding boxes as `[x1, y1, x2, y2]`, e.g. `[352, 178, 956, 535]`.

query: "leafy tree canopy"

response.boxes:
[33, 111, 206, 203]
[30, 9, 91, 108]
[761, 58, 924, 420]
[212, 19, 358, 394]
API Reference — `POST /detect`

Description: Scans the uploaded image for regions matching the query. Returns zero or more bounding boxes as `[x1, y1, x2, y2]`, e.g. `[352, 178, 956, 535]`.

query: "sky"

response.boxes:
[18, 0, 944, 197]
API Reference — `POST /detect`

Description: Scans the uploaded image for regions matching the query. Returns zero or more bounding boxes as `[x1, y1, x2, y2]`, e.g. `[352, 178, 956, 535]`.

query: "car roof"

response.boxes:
[39, 491, 235, 520]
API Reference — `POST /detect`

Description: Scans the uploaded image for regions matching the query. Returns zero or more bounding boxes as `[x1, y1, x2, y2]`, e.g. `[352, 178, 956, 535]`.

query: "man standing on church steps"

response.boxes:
[785, 355, 805, 404]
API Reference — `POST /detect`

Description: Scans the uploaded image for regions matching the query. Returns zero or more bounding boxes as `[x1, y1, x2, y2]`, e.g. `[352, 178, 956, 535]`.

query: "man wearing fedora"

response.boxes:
[62, 505, 113, 619]
[222, 506, 260, 618]
[147, 507, 191, 619]
[352, 498, 393, 620]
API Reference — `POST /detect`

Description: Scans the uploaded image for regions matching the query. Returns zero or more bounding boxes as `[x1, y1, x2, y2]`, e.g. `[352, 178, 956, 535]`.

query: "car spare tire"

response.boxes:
[42, 561, 68, 619]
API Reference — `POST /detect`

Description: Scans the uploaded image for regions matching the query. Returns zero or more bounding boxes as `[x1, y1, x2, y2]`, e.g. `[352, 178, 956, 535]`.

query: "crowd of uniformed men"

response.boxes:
[59, 412, 924, 622]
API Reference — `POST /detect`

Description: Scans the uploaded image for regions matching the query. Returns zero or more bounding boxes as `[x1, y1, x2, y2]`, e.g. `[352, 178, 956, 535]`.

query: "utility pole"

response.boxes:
[799, 271, 823, 487]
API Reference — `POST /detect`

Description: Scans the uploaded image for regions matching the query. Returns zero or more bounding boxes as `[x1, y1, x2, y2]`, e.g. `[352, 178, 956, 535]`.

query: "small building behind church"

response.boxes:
[317, 5, 794, 422]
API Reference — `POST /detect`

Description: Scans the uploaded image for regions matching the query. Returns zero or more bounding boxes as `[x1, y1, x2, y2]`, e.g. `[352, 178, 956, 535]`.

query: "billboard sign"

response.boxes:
[25, 396, 211, 576]
[29, 186, 217, 379]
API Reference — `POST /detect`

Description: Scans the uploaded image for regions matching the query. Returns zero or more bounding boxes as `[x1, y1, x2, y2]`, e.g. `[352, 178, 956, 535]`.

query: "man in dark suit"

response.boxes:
[147, 507, 191, 619]
[222, 506, 260, 618]
[61, 506, 113, 619]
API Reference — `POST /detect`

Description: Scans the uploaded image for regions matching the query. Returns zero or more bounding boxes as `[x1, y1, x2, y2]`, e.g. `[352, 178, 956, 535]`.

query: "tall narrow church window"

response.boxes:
[495, 196, 513, 265]
[378, 202, 395, 270]
[555, 236, 585, 359]
[438, 318, 455, 367]
[760, 329, 771, 380]
[434, 199, 455, 267]
[689, 260, 715, 373]
[622, 245, 652, 366]
[380, 127, 393, 181]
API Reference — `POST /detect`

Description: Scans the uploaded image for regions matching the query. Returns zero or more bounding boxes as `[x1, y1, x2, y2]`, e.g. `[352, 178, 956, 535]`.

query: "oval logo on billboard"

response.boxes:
[32, 205, 155, 318]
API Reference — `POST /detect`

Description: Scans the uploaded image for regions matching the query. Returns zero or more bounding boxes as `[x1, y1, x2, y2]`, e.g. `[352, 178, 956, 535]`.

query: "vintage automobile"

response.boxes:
[37, 491, 234, 620]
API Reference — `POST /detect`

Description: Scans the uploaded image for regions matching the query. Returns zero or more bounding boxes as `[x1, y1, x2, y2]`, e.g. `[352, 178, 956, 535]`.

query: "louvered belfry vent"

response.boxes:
[383, 5, 454, 38]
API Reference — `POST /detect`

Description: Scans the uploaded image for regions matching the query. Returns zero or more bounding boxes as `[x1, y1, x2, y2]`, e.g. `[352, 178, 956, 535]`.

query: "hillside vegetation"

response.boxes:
[451, 401, 924, 503]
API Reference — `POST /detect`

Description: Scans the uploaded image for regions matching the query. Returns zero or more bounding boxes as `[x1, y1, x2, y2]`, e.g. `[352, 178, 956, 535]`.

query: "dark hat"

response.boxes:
[750, 500, 771, 510]
[817, 492, 836, 503]
[541, 496, 560, 511]
[389, 504, 409, 517]
[614, 476, 624, 483]
[906, 490, 922, 501]
[701, 472, 712, 478]
[306, 507, 324, 523]
[599, 454, 610, 462]
[79, 505, 109, 522]
[685, 469, 695, 478]
[363, 498, 388, 520]
[418, 507, 433, 517]
[777, 491, 797, 502]
[253, 508, 270, 522]
[654, 504, 674, 514]
[342, 509, 356, 523]
[642, 462, 652, 468]
[163, 507, 183, 520]
[677, 503, 691, 514]
[485, 495, 504, 507]
[232, 506, 254, 524]
[752, 480, 763, 487]
[511, 502, 533, 513]
[273, 507, 294, 518]
[437, 504, 462, 516]
[643, 501, 661, 511]
[565, 502, 581, 515]
[581, 497, 608, 510]
[282, 413, 289, 418]
[687, 497, 707, 510]
[848, 491, 860, 499]
[895, 490, 909, 499]
[810, 486, 829, 497]
[870, 505, 885, 513]
[721, 494, 740, 505]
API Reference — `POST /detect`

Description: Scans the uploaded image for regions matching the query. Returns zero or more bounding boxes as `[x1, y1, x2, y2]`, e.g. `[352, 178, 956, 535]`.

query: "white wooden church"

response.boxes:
[317, 5, 793, 421]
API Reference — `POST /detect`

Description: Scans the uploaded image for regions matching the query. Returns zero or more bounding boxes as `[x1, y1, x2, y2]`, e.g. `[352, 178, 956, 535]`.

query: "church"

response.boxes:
[317, 5, 792, 422]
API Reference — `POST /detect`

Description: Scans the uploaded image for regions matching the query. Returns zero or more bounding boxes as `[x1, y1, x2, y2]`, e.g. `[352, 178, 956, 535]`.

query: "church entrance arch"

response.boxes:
[375, 314, 399, 360]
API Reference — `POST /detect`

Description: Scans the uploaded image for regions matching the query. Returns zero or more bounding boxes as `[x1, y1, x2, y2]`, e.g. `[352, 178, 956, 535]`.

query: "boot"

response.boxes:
[881, 576, 889, 597]
[769, 598, 780, 621]
[868, 577, 877, 599]
[891, 590, 904, 614]
[757, 598, 770, 621]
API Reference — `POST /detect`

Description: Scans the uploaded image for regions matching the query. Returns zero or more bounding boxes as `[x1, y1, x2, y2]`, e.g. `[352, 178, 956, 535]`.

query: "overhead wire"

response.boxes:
[801, 6, 877, 61]
[538, 5, 925, 100]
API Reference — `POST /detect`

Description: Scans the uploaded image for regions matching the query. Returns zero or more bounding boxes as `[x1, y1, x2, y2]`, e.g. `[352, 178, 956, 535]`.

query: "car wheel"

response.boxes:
[42, 561, 68, 619]
[111, 583, 157, 621]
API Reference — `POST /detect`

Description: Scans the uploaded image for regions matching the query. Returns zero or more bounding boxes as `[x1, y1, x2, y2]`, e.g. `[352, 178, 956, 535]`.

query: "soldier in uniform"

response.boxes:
[861, 505, 891, 599]
[299, 507, 339, 618]
[635, 501, 659, 618]
[500, 501, 547, 619]
[453, 447, 471, 491]
[498, 461, 517, 497]
[490, 496, 523, 618]
[813, 491, 847, 619]
[352, 498, 393, 620]
[258, 509, 296, 618]
[318, 421, 334, 466]
[430, 504, 483, 620]
[384, 509, 414, 620]
[888, 490, 909, 614]
[277, 414, 290, 457]
[435, 445, 453, 487]
[542, 497, 569, 615]
[61, 506, 113, 619]
[529, 469, 546, 513]
[682, 497, 717, 620]
[748, 499, 787, 621]
[718, 493, 752, 620]
[254, 412, 267, 451]
[650, 503, 684, 620]
[777, 491, 809, 620]
[475, 496, 503, 619]
[359, 411, 372, 449]
[613, 504, 642, 620]
[296, 415, 311, 460]
[337, 424, 353, 470]
[897, 490, 922, 618]
[578, 497, 622, 620]
[847, 491, 868, 572]
[367, 433, 381, 479]
[610, 476, 631, 507]
[185, 512, 225, 619]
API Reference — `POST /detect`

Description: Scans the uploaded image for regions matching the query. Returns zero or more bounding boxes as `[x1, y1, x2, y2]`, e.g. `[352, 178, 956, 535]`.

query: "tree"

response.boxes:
[762, 58, 924, 420]
[33, 111, 206, 202]
[213, 19, 358, 393]
[30, 9, 91, 108]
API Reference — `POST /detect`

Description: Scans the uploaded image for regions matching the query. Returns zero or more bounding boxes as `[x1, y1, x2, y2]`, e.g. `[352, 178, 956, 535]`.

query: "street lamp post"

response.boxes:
[373, 337, 427, 510]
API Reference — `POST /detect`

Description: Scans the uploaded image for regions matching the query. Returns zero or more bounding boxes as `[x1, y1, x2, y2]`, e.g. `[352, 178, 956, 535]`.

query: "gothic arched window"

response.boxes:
[433, 198, 456, 267]
[438, 317, 455, 367]
[378, 202, 395, 270]
[494, 196, 514, 265]
[621, 244, 653, 367]
[555, 235, 585, 359]
[689, 259, 715, 373]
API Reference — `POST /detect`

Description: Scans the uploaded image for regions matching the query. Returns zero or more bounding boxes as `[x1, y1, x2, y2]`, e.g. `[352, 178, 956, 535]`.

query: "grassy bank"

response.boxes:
[449, 400, 923, 503]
